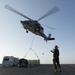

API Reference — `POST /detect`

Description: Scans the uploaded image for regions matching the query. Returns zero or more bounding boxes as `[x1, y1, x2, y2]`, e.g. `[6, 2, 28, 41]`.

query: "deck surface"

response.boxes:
[0, 64, 75, 75]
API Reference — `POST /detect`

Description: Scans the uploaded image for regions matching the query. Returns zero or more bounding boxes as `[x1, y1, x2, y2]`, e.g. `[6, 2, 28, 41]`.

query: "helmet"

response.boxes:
[55, 45, 59, 48]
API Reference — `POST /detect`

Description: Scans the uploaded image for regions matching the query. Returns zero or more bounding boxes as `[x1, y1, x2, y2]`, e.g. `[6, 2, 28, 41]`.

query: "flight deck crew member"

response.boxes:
[50, 45, 61, 72]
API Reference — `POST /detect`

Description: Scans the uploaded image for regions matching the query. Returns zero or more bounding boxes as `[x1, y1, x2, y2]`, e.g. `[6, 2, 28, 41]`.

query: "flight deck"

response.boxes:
[0, 64, 75, 75]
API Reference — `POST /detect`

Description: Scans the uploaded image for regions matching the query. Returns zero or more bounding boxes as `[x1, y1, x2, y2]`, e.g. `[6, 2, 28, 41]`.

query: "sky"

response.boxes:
[0, 0, 75, 64]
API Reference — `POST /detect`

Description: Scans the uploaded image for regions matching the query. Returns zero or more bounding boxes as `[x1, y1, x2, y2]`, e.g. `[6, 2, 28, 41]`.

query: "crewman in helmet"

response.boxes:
[50, 45, 61, 72]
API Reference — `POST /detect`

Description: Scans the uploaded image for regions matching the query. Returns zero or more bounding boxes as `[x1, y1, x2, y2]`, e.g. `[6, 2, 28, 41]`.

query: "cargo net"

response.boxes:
[24, 36, 39, 60]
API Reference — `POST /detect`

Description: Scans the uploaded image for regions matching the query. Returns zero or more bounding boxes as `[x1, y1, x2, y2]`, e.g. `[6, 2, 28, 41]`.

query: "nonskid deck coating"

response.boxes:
[0, 64, 75, 75]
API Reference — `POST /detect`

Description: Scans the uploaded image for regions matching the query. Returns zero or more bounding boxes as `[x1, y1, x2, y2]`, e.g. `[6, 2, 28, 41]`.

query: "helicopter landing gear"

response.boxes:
[26, 30, 28, 33]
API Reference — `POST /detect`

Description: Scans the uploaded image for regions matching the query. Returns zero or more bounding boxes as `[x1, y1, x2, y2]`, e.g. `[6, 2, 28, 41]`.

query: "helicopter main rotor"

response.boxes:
[37, 6, 59, 21]
[5, 5, 33, 21]
[5, 5, 59, 22]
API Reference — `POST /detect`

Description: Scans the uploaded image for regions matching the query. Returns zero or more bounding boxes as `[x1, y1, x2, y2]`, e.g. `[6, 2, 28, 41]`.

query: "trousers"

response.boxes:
[53, 57, 61, 69]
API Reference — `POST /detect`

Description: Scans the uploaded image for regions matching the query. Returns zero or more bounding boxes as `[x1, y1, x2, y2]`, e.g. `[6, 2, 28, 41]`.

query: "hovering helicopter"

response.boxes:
[5, 5, 59, 41]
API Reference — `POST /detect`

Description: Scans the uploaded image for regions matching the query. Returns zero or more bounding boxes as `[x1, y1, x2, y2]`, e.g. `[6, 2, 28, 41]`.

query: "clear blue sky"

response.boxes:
[0, 0, 75, 64]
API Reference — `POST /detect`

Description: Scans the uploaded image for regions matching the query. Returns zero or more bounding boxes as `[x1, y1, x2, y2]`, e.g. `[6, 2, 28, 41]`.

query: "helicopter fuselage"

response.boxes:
[21, 20, 44, 36]
[21, 20, 55, 41]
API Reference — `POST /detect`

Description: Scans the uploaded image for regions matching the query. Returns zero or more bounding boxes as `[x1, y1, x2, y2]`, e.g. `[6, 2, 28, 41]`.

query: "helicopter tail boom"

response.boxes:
[43, 34, 55, 41]
[44, 37, 55, 42]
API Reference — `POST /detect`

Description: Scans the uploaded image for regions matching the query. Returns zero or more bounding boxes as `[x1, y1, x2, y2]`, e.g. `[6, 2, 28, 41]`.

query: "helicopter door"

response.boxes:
[40, 27, 43, 34]
[35, 24, 40, 32]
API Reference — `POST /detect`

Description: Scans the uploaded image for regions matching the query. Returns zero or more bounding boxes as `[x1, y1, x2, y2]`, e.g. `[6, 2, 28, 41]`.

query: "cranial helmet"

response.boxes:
[55, 45, 59, 48]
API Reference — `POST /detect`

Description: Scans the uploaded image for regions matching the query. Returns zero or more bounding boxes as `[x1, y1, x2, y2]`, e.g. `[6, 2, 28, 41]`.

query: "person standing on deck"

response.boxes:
[50, 45, 61, 72]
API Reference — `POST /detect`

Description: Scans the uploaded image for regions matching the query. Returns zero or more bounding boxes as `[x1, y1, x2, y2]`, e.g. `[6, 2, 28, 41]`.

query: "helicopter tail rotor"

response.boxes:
[48, 34, 51, 38]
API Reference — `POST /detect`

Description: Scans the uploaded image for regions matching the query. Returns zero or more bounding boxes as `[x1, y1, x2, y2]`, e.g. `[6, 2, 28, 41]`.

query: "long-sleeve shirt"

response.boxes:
[51, 48, 59, 58]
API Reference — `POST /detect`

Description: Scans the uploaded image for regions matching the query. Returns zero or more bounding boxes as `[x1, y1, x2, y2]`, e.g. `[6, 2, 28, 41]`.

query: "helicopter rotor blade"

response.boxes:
[42, 24, 56, 30]
[37, 6, 60, 21]
[5, 5, 33, 20]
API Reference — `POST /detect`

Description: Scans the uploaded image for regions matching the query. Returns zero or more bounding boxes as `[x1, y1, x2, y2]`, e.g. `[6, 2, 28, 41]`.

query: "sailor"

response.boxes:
[50, 45, 61, 72]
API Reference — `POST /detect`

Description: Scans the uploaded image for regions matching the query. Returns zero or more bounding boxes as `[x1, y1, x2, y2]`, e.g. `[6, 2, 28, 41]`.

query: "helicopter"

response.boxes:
[5, 5, 59, 41]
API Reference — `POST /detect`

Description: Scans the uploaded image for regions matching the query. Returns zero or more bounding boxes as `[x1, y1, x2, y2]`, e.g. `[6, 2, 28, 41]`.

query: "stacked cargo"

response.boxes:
[28, 59, 40, 66]
[2, 56, 19, 67]
[2, 56, 40, 67]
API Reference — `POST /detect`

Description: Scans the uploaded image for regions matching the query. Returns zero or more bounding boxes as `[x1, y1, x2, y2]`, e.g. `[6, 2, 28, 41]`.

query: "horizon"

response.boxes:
[0, 0, 75, 64]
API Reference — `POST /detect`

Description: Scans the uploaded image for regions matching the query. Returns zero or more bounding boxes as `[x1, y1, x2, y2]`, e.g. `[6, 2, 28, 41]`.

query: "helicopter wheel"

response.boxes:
[26, 30, 28, 33]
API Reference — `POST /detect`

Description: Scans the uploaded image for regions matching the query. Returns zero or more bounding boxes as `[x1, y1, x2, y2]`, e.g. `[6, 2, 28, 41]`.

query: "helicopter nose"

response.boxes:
[20, 20, 23, 23]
